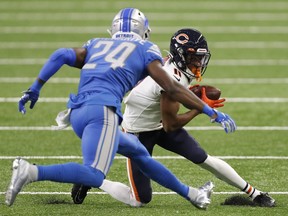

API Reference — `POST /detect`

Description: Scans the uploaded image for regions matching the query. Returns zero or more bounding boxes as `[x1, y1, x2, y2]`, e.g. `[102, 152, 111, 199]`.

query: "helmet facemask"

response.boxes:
[184, 48, 211, 81]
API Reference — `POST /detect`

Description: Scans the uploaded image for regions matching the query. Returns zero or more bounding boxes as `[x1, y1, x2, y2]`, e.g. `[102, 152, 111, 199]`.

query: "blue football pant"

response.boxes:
[38, 105, 119, 187]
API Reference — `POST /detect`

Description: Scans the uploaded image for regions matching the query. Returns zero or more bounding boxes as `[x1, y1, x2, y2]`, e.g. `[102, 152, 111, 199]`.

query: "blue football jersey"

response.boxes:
[67, 37, 163, 121]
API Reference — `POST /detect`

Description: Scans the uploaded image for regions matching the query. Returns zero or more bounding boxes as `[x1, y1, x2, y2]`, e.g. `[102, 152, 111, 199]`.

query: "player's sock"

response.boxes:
[199, 155, 247, 189]
[37, 162, 104, 187]
[199, 155, 261, 200]
[187, 187, 199, 201]
[28, 163, 38, 181]
[100, 179, 142, 207]
[242, 182, 261, 200]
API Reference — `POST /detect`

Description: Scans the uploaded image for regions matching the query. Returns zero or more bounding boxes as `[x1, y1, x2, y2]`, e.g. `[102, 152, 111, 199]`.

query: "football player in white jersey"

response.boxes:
[122, 28, 275, 207]
[72, 28, 275, 207]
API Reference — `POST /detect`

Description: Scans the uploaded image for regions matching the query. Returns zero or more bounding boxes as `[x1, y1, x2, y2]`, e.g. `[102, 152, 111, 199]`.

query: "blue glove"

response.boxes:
[18, 89, 39, 114]
[211, 110, 237, 133]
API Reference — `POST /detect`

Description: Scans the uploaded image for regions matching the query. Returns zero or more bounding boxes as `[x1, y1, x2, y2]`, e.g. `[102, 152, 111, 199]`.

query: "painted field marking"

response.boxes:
[1, 77, 288, 84]
[0, 126, 288, 131]
[0, 191, 287, 195]
[1, 26, 288, 34]
[1, 97, 288, 103]
[0, 156, 287, 160]
[1, 58, 288, 65]
[0, 12, 287, 21]
[1, 41, 288, 49]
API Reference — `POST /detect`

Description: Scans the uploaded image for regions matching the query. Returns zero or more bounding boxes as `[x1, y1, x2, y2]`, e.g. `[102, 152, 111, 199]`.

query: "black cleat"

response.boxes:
[253, 193, 276, 207]
[71, 184, 91, 204]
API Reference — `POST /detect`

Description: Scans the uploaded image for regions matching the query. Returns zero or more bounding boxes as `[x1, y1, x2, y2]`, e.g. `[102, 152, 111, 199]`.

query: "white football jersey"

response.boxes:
[122, 58, 190, 133]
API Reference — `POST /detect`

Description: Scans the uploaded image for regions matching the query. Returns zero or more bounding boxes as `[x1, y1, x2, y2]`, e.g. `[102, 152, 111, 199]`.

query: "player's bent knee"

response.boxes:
[190, 153, 208, 164]
[85, 166, 105, 188]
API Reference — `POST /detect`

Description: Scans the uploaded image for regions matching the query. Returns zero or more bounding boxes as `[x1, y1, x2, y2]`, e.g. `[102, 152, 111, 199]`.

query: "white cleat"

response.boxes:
[189, 181, 214, 210]
[5, 157, 34, 206]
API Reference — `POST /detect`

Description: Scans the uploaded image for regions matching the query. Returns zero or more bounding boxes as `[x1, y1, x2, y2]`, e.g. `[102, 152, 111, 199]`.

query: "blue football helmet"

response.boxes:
[109, 8, 151, 40]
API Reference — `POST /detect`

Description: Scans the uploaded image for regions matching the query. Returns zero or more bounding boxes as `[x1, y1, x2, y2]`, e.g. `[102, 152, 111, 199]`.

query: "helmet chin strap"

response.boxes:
[107, 29, 112, 37]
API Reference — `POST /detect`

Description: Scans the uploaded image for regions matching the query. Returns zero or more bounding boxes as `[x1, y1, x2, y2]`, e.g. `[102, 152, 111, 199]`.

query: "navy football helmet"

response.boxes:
[170, 28, 211, 82]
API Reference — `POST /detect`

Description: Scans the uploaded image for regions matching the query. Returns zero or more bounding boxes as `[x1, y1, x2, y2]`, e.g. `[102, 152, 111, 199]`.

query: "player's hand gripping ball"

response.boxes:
[189, 85, 225, 108]
[189, 84, 221, 100]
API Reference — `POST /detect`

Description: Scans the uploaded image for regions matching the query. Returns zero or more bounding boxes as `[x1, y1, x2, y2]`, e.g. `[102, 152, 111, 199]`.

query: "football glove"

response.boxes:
[18, 89, 39, 114]
[211, 109, 236, 133]
[201, 87, 225, 108]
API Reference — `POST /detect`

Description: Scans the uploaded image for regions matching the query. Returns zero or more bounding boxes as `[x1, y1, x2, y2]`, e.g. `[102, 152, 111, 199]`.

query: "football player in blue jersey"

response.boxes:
[6, 8, 236, 208]
[87, 28, 274, 208]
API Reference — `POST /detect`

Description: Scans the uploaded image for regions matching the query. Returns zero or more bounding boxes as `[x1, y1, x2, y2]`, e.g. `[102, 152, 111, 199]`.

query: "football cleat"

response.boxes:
[189, 181, 214, 210]
[71, 184, 91, 204]
[5, 157, 34, 206]
[253, 192, 276, 207]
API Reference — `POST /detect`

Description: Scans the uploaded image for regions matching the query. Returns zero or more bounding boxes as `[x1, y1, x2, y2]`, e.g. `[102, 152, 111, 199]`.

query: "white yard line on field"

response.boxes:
[2, 97, 288, 103]
[1, 59, 288, 65]
[185, 126, 288, 130]
[226, 98, 288, 102]
[1, 41, 288, 49]
[0, 12, 287, 21]
[0, 97, 68, 102]
[1, 77, 288, 84]
[1, 26, 288, 34]
[0, 126, 288, 131]
[0, 1, 287, 10]
[0, 156, 288, 160]
[0, 191, 287, 195]
[0, 77, 79, 83]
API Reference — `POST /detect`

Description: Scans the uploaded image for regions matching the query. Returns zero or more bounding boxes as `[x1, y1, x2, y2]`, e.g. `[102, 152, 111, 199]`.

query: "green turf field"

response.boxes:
[1, 0, 288, 215]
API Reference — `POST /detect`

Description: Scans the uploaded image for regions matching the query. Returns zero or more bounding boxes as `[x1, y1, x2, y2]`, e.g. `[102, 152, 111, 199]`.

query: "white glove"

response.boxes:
[51, 109, 71, 130]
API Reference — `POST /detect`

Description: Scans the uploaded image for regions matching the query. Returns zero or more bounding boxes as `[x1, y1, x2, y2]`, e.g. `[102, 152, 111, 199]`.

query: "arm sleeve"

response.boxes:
[38, 48, 76, 81]
[30, 48, 76, 92]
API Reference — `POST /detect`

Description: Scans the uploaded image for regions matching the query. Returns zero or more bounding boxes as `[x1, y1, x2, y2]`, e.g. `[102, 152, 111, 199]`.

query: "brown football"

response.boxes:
[190, 85, 221, 100]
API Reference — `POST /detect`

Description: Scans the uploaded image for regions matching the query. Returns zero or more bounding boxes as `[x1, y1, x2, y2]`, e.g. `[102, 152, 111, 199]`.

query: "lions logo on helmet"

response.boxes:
[109, 8, 151, 40]
[170, 28, 211, 82]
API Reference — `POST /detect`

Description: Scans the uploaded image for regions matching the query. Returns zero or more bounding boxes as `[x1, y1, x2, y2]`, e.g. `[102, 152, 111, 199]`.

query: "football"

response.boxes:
[189, 85, 221, 100]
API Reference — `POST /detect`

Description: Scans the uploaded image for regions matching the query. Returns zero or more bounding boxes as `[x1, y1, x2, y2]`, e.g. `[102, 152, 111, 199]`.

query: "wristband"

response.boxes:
[202, 104, 216, 117]
[30, 79, 44, 93]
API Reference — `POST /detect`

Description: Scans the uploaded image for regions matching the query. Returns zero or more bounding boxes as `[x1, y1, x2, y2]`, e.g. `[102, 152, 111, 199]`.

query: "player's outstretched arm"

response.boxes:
[147, 60, 237, 133]
[18, 48, 86, 114]
[148, 61, 205, 111]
